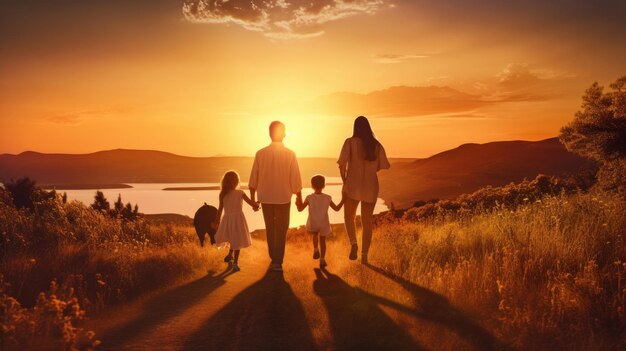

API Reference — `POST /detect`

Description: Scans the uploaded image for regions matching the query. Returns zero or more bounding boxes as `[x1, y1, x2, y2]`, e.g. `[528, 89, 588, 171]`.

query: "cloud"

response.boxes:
[307, 63, 576, 117]
[497, 63, 574, 88]
[372, 54, 430, 64]
[311, 86, 489, 117]
[486, 63, 576, 102]
[45, 108, 125, 125]
[182, 0, 389, 39]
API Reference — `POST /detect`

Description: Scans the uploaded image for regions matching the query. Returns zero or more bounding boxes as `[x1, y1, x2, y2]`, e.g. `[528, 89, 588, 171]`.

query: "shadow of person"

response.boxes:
[182, 270, 317, 351]
[363, 263, 505, 350]
[98, 268, 233, 350]
[313, 268, 425, 351]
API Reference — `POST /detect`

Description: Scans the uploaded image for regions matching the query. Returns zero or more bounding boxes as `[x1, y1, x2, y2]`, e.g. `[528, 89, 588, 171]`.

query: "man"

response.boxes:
[249, 121, 302, 272]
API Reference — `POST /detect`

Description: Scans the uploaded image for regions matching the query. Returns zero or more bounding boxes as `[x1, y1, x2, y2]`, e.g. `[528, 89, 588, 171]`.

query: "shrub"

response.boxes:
[393, 174, 587, 223]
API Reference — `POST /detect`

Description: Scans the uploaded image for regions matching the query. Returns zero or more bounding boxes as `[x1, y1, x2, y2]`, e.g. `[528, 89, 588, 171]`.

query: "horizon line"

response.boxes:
[0, 136, 559, 160]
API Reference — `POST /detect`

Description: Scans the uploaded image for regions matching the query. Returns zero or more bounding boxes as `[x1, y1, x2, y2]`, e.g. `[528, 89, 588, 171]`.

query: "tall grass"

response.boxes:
[370, 192, 625, 349]
[0, 190, 220, 350]
[2, 185, 624, 349]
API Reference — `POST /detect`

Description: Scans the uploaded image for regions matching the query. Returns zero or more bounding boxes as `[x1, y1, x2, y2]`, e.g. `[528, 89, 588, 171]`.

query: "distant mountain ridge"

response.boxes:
[378, 137, 591, 208]
[1, 138, 590, 208]
[0, 149, 341, 185]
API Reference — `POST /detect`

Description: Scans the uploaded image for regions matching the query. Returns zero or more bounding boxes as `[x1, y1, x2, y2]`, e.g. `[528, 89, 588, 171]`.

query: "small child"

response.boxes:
[214, 171, 259, 272]
[297, 175, 343, 268]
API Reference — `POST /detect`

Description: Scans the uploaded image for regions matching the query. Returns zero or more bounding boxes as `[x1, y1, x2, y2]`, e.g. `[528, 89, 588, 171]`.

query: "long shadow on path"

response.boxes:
[363, 263, 508, 350]
[313, 268, 425, 351]
[98, 268, 233, 350]
[182, 270, 317, 351]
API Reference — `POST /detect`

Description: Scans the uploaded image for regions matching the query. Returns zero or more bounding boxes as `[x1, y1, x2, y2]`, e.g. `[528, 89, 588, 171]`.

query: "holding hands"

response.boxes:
[296, 192, 305, 212]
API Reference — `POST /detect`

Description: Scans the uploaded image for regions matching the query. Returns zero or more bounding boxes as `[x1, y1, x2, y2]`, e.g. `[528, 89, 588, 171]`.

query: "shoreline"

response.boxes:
[40, 183, 133, 190]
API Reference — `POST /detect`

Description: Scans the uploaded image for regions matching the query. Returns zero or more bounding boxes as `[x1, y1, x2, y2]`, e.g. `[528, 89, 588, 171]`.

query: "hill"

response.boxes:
[379, 138, 591, 207]
[1, 138, 591, 208]
[0, 150, 343, 185]
[0, 149, 413, 187]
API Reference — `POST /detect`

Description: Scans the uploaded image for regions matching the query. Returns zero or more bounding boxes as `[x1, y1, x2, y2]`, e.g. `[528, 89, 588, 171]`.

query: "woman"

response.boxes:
[338, 116, 390, 264]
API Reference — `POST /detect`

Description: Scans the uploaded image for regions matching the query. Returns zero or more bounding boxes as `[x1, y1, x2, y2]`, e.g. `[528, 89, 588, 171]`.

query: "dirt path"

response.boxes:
[89, 240, 502, 351]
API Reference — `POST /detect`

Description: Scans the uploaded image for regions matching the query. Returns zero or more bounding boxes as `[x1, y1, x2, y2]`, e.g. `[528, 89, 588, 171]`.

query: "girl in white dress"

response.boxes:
[214, 171, 259, 272]
[296, 175, 343, 268]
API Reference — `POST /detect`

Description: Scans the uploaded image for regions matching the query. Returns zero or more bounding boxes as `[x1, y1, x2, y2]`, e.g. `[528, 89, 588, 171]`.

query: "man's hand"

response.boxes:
[253, 202, 260, 212]
[249, 188, 257, 204]
[295, 194, 303, 207]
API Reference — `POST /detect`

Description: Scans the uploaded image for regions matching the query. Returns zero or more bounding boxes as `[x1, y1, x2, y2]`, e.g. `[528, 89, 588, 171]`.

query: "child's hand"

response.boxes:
[253, 202, 260, 212]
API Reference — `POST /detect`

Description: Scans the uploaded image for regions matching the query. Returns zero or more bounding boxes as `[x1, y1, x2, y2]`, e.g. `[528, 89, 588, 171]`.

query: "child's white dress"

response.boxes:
[305, 193, 332, 236]
[215, 189, 252, 250]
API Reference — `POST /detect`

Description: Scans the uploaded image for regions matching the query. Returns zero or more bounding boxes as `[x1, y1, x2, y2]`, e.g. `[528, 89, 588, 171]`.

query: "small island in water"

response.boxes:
[162, 183, 343, 191]
[162, 185, 249, 191]
[41, 183, 133, 190]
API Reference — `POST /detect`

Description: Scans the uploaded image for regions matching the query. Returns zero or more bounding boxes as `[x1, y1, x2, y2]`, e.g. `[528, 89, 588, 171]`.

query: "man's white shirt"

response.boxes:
[248, 142, 302, 204]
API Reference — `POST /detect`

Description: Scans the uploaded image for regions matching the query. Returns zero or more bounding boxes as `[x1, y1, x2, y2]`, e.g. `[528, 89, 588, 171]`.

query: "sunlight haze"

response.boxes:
[1, 0, 625, 157]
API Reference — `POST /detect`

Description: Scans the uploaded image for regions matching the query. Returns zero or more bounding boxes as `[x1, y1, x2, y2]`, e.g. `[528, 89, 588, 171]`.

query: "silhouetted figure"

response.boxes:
[296, 174, 343, 269]
[193, 202, 218, 246]
[214, 171, 259, 272]
[249, 121, 303, 272]
[338, 116, 390, 263]
[182, 271, 317, 351]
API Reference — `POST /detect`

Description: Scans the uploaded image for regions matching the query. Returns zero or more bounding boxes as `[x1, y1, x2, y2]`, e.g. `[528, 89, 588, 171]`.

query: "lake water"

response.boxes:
[62, 179, 388, 231]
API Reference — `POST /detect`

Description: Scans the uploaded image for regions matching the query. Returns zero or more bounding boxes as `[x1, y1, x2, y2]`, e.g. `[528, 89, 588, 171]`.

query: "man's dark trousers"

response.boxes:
[261, 203, 290, 264]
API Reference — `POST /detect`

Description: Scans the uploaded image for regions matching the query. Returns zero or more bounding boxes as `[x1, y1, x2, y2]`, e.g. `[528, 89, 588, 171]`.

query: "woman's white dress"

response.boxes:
[337, 137, 391, 203]
[215, 189, 252, 250]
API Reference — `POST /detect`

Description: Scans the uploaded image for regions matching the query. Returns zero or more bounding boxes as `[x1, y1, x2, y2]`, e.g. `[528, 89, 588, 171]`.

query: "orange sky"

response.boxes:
[1, 0, 625, 158]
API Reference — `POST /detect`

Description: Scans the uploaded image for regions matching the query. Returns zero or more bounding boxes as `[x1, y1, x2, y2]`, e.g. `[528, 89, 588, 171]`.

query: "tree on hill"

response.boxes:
[91, 191, 110, 213]
[113, 194, 124, 217]
[4, 177, 38, 210]
[560, 75, 626, 195]
[97, 193, 140, 221]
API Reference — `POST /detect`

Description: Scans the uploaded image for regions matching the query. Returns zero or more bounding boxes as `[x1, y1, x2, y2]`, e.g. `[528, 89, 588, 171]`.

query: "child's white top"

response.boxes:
[305, 193, 332, 236]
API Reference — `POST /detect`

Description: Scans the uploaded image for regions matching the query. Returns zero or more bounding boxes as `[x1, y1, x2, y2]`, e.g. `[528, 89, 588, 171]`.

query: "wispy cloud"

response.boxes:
[496, 63, 574, 88]
[306, 64, 576, 118]
[183, 0, 390, 39]
[311, 85, 488, 117]
[45, 107, 126, 125]
[372, 54, 430, 64]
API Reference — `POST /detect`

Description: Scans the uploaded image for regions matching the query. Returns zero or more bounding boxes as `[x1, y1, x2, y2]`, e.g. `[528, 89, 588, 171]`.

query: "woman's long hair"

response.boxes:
[352, 116, 379, 161]
[219, 171, 239, 201]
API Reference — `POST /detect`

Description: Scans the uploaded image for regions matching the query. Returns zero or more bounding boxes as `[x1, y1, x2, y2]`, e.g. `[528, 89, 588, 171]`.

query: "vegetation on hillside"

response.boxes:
[560, 75, 626, 196]
[0, 184, 220, 350]
[369, 191, 625, 349]
[91, 191, 140, 221]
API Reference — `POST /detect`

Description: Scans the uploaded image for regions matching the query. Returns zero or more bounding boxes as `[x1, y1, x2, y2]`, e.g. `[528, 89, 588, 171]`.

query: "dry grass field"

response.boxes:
[1, 186, 624, 350]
